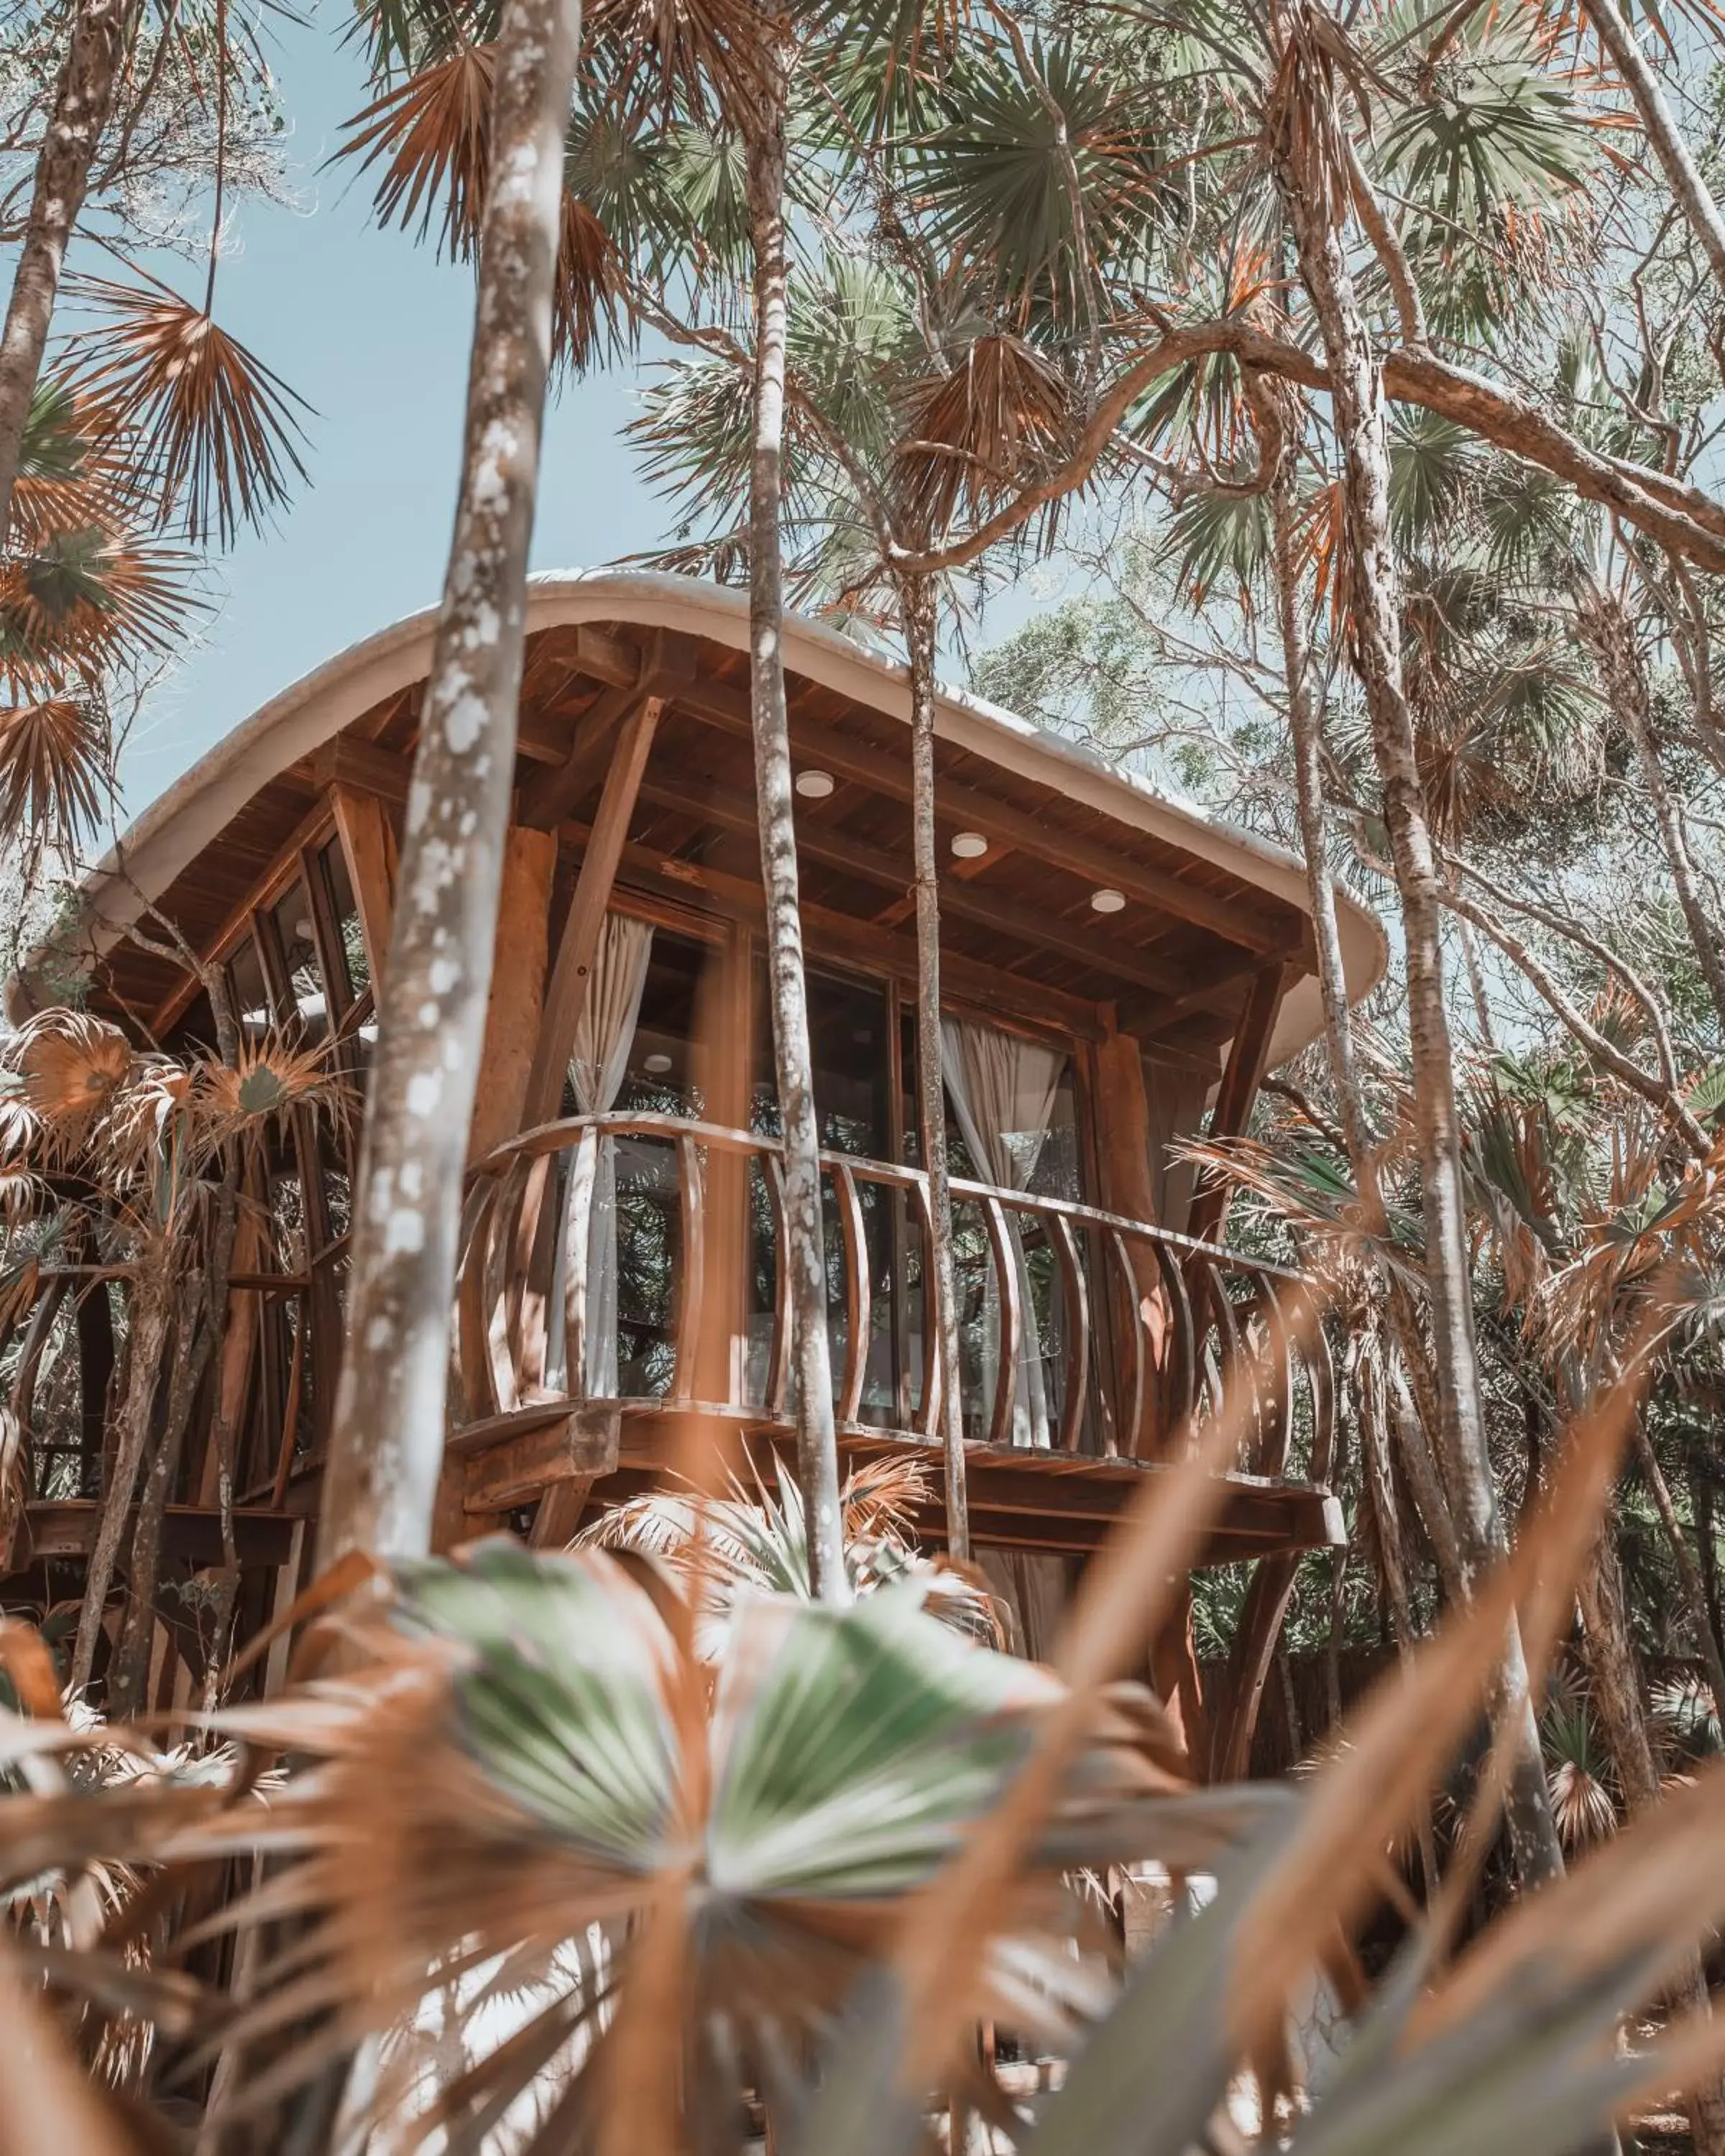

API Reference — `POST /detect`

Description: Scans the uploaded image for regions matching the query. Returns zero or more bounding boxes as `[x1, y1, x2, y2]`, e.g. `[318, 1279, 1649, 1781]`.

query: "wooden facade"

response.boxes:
[3, 573, 1384, 1762]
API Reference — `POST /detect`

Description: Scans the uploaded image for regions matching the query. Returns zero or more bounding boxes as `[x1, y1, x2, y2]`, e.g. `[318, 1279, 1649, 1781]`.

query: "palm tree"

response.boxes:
[318, 0, 585, 1567]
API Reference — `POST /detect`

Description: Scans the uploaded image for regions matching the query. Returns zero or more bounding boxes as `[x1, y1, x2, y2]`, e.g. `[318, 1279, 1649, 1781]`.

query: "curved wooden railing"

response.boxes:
[454, 1114, 1336, 1482]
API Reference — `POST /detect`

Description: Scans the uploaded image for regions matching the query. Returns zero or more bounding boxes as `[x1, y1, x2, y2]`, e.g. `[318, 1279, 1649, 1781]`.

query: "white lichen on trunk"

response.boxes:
[318, 0, 582, 1567]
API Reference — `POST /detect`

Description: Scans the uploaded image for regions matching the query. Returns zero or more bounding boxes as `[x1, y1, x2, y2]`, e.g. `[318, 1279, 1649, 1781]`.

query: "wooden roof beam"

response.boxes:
[666, 673, 1298, 956]
[634, 772, 1193, 1012]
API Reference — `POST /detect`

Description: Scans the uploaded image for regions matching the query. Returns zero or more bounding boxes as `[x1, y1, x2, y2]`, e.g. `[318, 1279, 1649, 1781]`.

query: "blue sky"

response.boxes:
[106, 8, 1054, 826]
[114, 10, 700, 814]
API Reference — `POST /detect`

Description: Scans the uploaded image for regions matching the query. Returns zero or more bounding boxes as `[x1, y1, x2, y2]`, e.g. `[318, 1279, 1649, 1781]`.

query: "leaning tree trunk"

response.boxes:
[1269, 12, 1564, 1888]
[742, 64, 845, 1603]
[0, 0, 131, 540]
[1583, 586, 1725, 1037]
[1576, 0, 1725, 308]
[1576, 1517, 1725, 2156]
[901, 572, 969, 1561]
[318, 0, 583, 1570]
[68, 1245, 174, 1697]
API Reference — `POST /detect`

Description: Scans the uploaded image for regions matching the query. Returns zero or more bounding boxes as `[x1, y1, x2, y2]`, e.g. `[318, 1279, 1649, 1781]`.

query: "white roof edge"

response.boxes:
[22, 569, 1388, 1065]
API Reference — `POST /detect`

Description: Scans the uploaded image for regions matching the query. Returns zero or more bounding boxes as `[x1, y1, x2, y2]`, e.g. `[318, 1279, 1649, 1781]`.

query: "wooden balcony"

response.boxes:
[448, 1112, 1344, 1562]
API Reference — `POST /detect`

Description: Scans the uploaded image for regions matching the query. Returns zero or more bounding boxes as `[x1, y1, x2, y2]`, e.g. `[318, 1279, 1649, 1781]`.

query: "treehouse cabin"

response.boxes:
[4, 573, 1384, 1761]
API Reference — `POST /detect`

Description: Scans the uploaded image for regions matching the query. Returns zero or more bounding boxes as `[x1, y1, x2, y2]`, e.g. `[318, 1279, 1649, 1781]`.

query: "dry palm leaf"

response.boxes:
[585, 0, 778, 129]
[336, 43, 497, 262]
[893, 332, 1071, 542]
[196, 1034, 350, 1143]
[17, 1013, 134, 1146]
[66, 273, 310, 548]
[553, 189, 627, 374]
[0, 697, 109, 856]
[0, 1407, 27, 1572]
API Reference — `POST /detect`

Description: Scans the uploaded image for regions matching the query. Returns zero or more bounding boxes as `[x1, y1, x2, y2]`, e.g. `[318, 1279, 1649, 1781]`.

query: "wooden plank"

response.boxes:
[313, 736, 411, 806]
[635, 773, 1193, 1008]
[24, 1502, 298, 1566]
[523, 681, 649, 834]
[523, 699, 663, 1126]
[464, 1405, 621, 1512]
[467, 826, 558, 1163]
[672, 676, 1297, 954]
[1185, 963, 1292, 1247]
[592, 832, 1109, 1044]
[331, 786, 397, 992]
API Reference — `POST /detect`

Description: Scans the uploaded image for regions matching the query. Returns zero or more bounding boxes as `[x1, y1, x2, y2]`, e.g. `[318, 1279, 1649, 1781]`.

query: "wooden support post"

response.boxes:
[330, 785, 398, 991]
[467, 826, 558, 1165]
[431, 824, 560, 1553]
[1150, 1585, 1211, 1779]
[522, 696, 662, 1129]
[1186, 963, 1292, 1248]
[1094, 1027, 1177, 1456]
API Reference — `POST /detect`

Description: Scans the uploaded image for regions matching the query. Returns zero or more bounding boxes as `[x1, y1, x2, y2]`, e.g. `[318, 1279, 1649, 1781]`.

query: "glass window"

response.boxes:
[270, 882, 327, 1041]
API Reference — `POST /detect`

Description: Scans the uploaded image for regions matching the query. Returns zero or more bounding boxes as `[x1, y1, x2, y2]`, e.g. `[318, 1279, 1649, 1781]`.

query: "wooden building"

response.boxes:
[4, 573, 1384, 1766]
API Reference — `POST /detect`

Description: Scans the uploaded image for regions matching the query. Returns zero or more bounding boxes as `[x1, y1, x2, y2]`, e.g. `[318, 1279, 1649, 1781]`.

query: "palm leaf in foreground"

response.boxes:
[167, 1542, 1181, 2140]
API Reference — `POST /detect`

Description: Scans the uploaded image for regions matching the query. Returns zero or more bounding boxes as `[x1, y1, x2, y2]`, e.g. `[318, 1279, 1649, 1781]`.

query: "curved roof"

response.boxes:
[19, 571, 1387, 1065]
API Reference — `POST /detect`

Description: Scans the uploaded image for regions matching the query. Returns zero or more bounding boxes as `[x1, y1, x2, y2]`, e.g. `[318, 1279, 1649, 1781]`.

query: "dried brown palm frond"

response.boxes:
[1174, 1131, 1427, 1291]
[0, 1409, 26, 1572]
[15, 1013, 134, 1148]
[65, 273, 310, 548]
[1, 529, 196, 686]
[0, 697, 110, 857]
[893, 331, 1072, 543]
[584, 0, 778, 129]
[552, 189, 627, 373]
[195, 1034, 351, 1144]
[336, 43, 497, 263]
[96, 1059, 194, 1190]
[1541, 1668, 1619, 1848]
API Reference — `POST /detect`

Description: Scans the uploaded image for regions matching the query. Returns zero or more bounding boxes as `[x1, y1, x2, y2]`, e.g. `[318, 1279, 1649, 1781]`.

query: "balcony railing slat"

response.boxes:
[451, 1110, 1335, 1491]
[673, 1135, 704, 1404]
[1052, 1212, 1088, 1455]
[832, 1160, 869, 1426]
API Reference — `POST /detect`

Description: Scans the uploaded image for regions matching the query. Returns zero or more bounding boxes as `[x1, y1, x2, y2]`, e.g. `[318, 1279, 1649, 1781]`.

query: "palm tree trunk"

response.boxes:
[1576, 0, 1725, 306]
[0, 0, 132, 540]
[1576, 1519, 1725, 2156]
[901, 572, 968, 1561]
[1258, 377, 1370, 1170]
[69, 1249, 173, 1697]
[318, 0, 583, 1569]
[742, 65, 845, 1604]
[1274, 95, 1564, 1889]
[1583, 588, 1725, 1036]
[1634, 1419, 1725, 1712]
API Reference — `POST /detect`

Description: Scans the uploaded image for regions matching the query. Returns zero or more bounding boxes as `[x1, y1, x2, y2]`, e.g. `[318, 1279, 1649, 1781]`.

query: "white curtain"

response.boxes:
[940, 1017, 1065, 1447]
[551, 913, 653, 1396]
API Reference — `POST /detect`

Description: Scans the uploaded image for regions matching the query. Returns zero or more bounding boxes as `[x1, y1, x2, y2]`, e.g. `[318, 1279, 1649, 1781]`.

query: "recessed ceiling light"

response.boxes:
[644, 1052, 673, 1074]
[1090, 888, 1126, 914]
[293, 917, 313, 941]
[795, 768, 835, 798]
[950, 831, 988, 860]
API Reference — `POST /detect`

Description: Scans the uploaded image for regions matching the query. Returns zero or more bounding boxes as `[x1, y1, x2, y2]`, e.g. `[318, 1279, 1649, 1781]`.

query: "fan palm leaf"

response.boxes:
[179, 1542, 1174, 2137]
[65, 273, 310, 549]
[337, 42, 497, 262]
[0, 697, 110, 857]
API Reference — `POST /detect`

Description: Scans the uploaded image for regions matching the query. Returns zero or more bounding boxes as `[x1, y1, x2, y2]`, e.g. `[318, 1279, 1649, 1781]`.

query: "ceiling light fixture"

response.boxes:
[1090, 888, 1126, 914]
[795, 769, 835, 798]
[949, 831, 988, 859]
[644, 1052, 673, 1075]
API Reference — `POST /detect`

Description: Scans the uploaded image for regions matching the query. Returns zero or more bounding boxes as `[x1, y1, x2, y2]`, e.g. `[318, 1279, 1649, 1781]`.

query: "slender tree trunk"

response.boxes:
[0, 0, 130, 540]
[901, 573, 969, 1561]
[1576, 0, 1725, 308]
[1697, 1447, 1725, 1671]
[1576, 1519, 1725, 2156]
[742, 66, 845, 1603]
[318, 0, 582, 1570]
[69, 1251, 172, 1697]
[1583, 587, 1725, 1036]
[1634, 1419, 1725, 1711]
[1271, 40, 1563, 1885]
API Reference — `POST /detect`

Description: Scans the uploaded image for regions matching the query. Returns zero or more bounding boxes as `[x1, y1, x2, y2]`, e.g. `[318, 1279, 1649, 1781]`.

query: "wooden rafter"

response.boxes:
[523, 698, 664, 1126]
